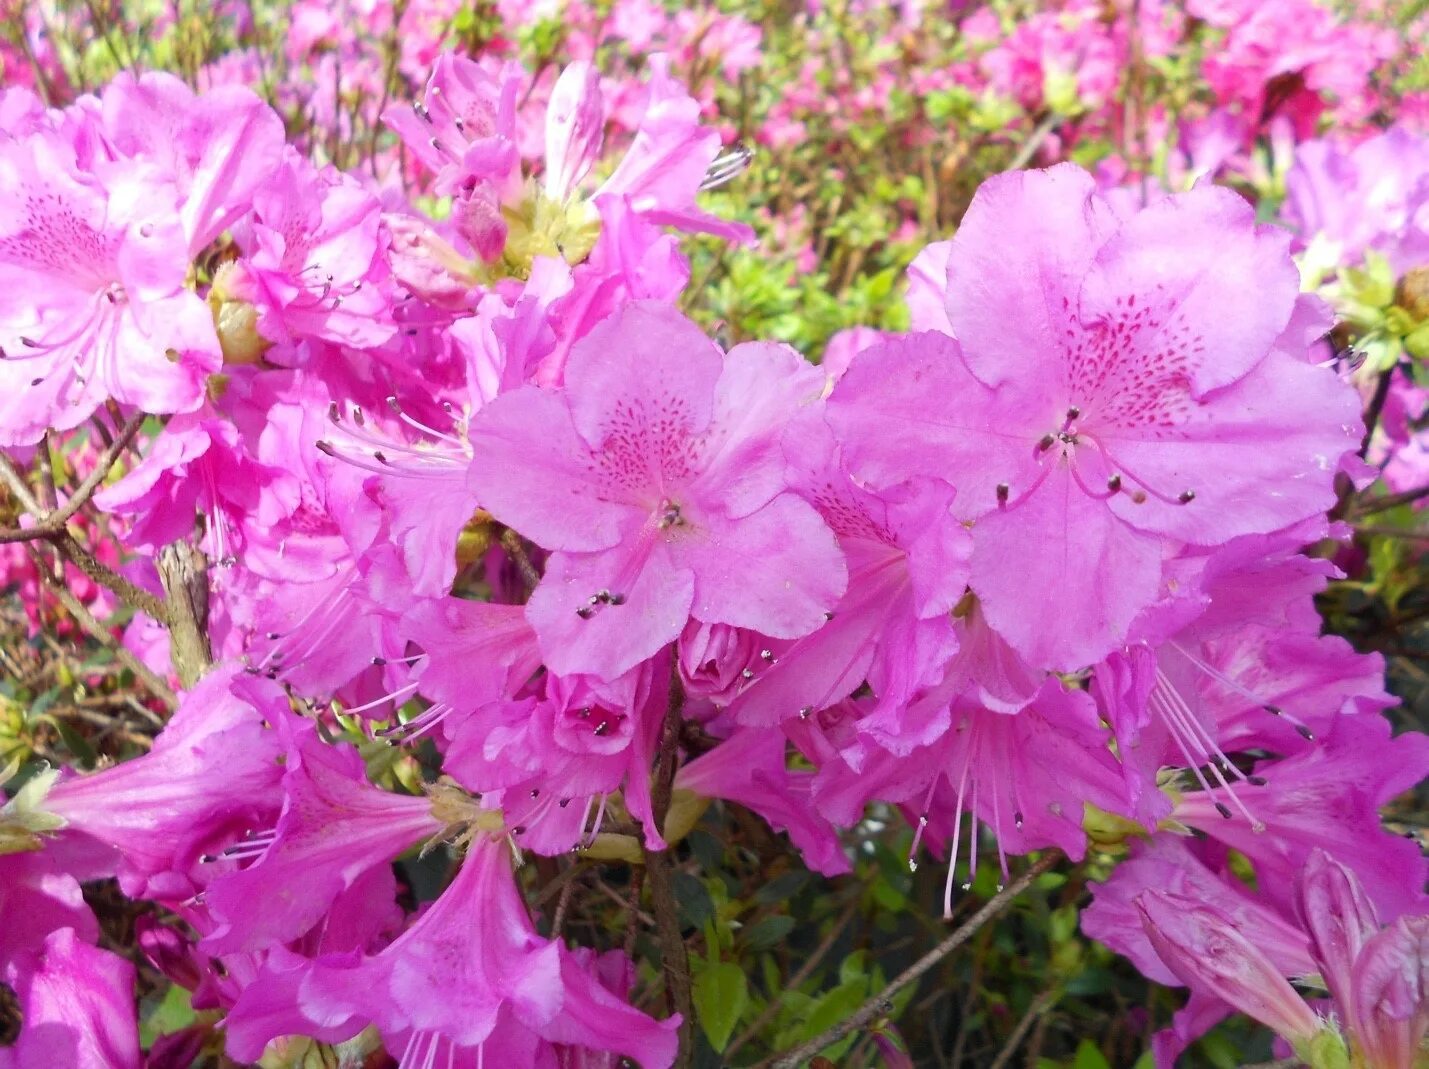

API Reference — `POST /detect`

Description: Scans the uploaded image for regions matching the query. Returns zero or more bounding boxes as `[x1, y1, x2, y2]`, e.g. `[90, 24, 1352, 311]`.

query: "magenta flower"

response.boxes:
[0, 73, 284, 444]
[729, 416, 969, 739]
[384, 55, 521, 257]
[828, 165, 1360, 670]
[467, 300, 846, 679]
[200, 720, 441, 956]
[225, 151, 395, 350]
[0, 852, 98, 970]
[1172, 713, 1429, 921]
[1284, 126, 1429, 275]
[677, 726, 851, 876]
[94, 415, 274, 560]
[40, 666, 288, 901]
[1136, 891, 1325, 1052]
[224, 835, 679, 1069]
[0, 129, 220, 443]
[1083, 835, 1316, 992]
[0, 929, 140, 1069]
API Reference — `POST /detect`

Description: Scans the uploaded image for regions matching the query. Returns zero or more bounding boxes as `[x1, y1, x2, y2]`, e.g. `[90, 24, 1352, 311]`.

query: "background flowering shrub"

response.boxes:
[0, 2, 1427, 1068]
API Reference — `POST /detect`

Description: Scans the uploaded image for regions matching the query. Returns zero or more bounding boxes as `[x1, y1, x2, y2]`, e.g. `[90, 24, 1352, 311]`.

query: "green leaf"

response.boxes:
[672, 872, 714, 930]
[752, 870, 809, 905]
[1071, 1039, 1113, 1069]
[140, 982, 194, 1046]
[692, 960, 749, 1053]
[743, 914, 795, 951]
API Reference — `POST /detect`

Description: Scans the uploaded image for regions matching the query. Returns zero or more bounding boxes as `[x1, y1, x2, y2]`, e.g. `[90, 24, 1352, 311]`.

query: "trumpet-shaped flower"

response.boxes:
[828, 166, 1360, 670]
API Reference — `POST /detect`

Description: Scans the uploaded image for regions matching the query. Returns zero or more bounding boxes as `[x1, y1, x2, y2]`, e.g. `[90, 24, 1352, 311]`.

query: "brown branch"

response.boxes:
[762, 852, 1063, 1069]
[1354, 483, 1429, 518]
[643, 669, 694, 1067]
[53, 530, 169, 623]
[1355, 525, 1429, 542]
[157, 541, 212, 688]
[987, 989, 1058, 1069]
[0, 414, 145, 543]
[35, 558, 177, 711]
[624, 867, 646, 960]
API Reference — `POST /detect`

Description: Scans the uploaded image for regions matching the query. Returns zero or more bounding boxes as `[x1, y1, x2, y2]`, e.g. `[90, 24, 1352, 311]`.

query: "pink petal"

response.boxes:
[944, 164, 1120, 390]
[970, 467, 1164, 671]
[677, 494, 846, 639]
[466, 385, 633, 553]
[526, 545, 694, 680]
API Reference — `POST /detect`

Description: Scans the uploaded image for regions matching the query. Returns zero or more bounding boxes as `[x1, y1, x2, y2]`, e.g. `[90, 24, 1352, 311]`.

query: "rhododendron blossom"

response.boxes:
[828, 165, 1359, 670]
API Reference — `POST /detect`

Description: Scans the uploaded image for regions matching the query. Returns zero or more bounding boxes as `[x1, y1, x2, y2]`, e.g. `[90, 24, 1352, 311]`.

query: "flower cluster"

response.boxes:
[0, 19, 1426, 1069]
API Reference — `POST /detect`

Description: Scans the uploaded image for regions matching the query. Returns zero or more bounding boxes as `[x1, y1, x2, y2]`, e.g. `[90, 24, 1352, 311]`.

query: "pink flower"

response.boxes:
[467, 300, 846, 679]
[0, 852, 98, 970]
[677, 726, 851, 876]
[1135, 891, 1325, 1051]
[1284, 126, 1429, 275]
[225, 151, 396, 350]
[729, 417, 969, 740]
[828, 165, 1360, 671]
[0, 73, 283, 444]
[94, 415, 275, 560]
[224, 835, 679, 1068]
[0, 929, 140, 1069]
[40, 665, 288, 901]
[199, 720, 441, 956]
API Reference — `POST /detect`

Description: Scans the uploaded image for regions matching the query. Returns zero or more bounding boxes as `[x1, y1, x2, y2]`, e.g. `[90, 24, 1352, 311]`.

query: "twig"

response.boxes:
[987, 989, 1058, 1069]
[35, 562, 177, 711]
[535, 860, 588, 907]
[1007, 113, 1059, 172]
[551, 868, 579, 938]
[0, 415, 145, 543]
[1354, 483, 1429, 517]
[1355, 526, 1429, 542]
[500, 528, 542, 589]
[157, 541, 212, 687]
[53, 530, 169, 622]
[643, 669, 694, 1067]
[624, 867, 646, 959]
[763, 852, 1063, 1069]
[1359, 365, 1397, 459]
[593, 877, 654, 926]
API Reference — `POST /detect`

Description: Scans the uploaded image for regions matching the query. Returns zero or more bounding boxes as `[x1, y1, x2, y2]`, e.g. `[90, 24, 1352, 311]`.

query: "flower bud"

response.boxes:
[208, 262, 270, 366]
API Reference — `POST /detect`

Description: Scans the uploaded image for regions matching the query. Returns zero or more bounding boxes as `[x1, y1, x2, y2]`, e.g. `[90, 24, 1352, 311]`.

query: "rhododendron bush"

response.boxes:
[2, 1, 1429, 1068]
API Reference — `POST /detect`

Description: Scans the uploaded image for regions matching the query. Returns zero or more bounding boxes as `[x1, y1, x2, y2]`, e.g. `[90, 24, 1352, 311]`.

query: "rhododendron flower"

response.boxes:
[37, 666, 289, 900]
[222, 151, 395, 351]
[1284, 125, 1429, 278]
[1136, 891, 1326, 1053]
[224, 835, 679, 1068]
[829, 165, 1359, 670]
[467, 300, 846, 679]
[729, 417, 969, 738]
[0, 852, 99, 969]
[0, 73, 283, 444]
[94, 415, 274, 560]
[0, 131, 221, 443]
[1171, 713, 1429, 920]
[1300, 852, 1429, 1069]
[200, 720, 441, 955]
[1, 929, 140, 1069]
[676, 726, 850, 876]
